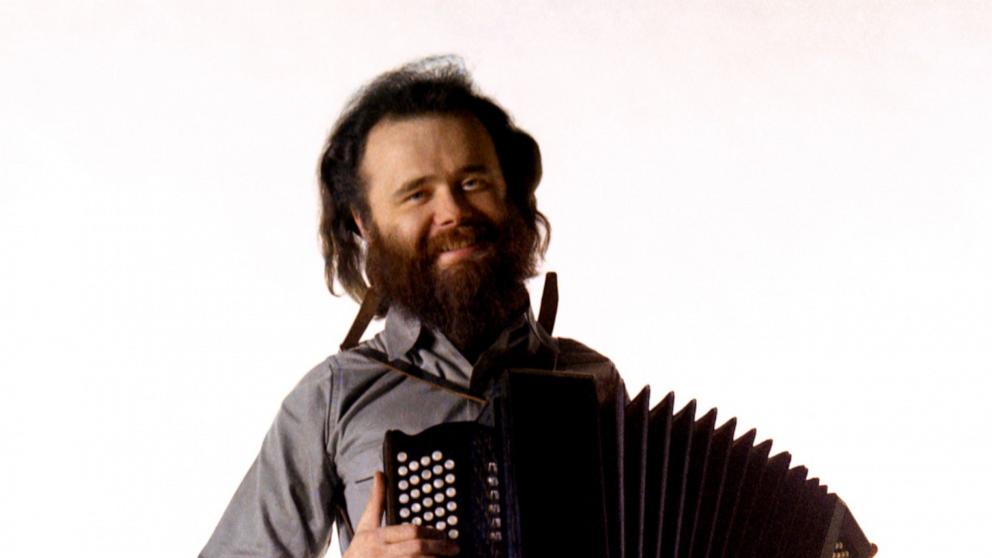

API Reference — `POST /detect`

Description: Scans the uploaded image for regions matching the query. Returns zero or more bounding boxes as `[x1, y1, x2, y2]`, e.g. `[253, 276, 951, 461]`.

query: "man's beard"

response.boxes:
[365, 210, 538, 354]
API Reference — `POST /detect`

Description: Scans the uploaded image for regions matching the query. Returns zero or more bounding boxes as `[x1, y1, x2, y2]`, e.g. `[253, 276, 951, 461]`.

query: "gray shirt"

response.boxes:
[201, 306, 619, 557]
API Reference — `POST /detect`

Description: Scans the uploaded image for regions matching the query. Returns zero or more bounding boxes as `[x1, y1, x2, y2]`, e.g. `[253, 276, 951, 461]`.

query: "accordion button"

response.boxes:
[423, 496, 434, 507]
[424, 511, 434, 521]
[410, 477, 420, 486]
[398, 480, 409, 490]
[444, 459, 455, 470]
[448, 529, 459, 540]
[421, 470, 432, 480]
[444, 474, 455, 484]
[448, 515, 458, 525]
[420, 456, 431, 467]
[399, 508, 410, 519]
[411, 488, 421, 498]
[436, 520, 446, 531]
[423, 484, 433, 494]
[409, 461, 419, 472]
[432, 451, 443, 461]
[433, 479, 444, 489]
[445, 487, 456, 498]
[435, 507, 445, 517]
[397, 452, 408, 463]
[433, 464, 443, 475]
[412, 517, 422, 526]
[486, 476, 498, 486]
[435, 493, 445, 503]
[447, 501, 457, 511]
[398, 466, 408, 476]
[399, 494, 409, 504]
[411, 503, 421, 513]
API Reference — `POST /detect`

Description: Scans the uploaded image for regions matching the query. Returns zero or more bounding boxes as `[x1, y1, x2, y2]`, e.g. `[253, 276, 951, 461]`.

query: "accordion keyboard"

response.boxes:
[384, 421, 505, 558]
[393, 450, 461, 539]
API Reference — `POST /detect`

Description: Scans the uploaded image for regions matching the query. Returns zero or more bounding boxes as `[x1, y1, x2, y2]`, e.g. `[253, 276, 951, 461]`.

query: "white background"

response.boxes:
[2, 1, 989, 556]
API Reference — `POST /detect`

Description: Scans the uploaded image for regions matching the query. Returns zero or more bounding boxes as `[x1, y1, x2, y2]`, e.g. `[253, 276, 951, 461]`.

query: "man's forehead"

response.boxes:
[359, 113, 500, 185]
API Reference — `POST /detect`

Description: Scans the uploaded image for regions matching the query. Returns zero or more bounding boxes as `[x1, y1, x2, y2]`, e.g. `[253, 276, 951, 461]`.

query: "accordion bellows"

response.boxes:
[384, 369, 872, 558]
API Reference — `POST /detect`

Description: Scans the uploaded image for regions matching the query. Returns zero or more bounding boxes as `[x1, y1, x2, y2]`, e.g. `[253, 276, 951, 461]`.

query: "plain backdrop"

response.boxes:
[2, 1, 990, 556]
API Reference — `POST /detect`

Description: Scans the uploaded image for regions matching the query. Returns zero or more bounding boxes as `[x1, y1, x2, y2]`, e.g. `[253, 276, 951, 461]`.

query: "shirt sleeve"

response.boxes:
[201, 362, 337, 558]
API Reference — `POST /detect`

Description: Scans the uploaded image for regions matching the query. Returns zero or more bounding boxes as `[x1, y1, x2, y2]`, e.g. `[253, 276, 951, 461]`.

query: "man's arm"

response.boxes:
[201, 365, 336, 558]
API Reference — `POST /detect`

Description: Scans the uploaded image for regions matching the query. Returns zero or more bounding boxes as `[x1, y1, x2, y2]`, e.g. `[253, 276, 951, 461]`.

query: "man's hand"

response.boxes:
[344, 471, 460, 558]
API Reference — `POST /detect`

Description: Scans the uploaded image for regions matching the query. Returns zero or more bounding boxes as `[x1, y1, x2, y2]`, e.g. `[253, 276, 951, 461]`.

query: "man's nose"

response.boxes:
[432, 185, 470, 228]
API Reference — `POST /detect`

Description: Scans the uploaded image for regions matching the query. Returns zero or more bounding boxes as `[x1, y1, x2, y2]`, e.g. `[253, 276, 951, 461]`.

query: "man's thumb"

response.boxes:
[355, 471, 385, 532]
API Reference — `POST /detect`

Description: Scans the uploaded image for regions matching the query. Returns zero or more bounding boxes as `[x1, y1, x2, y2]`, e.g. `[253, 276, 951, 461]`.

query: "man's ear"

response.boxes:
[351, 209, 368, 239]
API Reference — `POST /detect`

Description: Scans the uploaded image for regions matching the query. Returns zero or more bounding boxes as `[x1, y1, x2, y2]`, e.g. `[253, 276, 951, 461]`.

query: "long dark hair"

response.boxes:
[317, 56, 549, 301]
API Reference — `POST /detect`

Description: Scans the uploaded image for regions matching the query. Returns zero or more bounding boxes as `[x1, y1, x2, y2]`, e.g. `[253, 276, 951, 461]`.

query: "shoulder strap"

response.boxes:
[340, 287, 382, 351]
[351, 346, 486, 404]
[538, 271, 559, 336]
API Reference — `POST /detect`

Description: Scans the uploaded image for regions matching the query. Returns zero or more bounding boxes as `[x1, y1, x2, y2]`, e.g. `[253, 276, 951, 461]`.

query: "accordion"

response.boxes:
[383, 369, 873, 558]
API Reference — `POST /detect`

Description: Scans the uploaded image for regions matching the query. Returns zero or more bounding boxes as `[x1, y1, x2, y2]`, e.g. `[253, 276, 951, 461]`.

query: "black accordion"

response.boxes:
[383, 369, 872, 558]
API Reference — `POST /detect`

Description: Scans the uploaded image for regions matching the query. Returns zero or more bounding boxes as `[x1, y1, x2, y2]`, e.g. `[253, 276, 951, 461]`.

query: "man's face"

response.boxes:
[357, 113, 509, 272]
[356, 113, 536, 350]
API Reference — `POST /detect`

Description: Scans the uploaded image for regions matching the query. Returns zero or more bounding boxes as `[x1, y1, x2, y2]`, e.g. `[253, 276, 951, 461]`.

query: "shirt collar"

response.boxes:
[380, 304, 559, 362]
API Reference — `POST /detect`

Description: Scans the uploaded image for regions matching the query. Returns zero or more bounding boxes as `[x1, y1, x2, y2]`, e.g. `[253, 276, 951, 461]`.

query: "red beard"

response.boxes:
[365, 209, 538, 355]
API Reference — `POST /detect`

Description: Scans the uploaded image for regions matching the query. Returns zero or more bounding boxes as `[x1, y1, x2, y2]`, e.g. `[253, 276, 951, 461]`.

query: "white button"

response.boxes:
[397, 452, 408, 463]
[448, 529, 459, 540]
[444, 474, 455, 484]
[433, 465, 443, 475]
[398, 480, 409, 490]
[447, 501, 457, 511]
[410, 476, 420, 485]
[448, 515, 458, 526]
[398, 466, 408, 476]
[423, 497, 434, 507]
[399, 494, 409, 504]
[411, 488, 421, 498]
[434, 493, 445, 503]
[432, 451, 443, 461]
[399, 508, 410, 518]
[412, 517, 422, 526]
[444, 459, 455, 470]
[423, 484, 433, 494]
[436, 520, 447, 530]
[409, 461, 419, 471]
[420, 456, 431, 466]
[433, 479, 444, 489]
[411, 503, 421, 512]
[445, 487, 456, 498]
[435, 507, 445, 517]
[424, 511, 434, 521]
[422, 470, 432, 480]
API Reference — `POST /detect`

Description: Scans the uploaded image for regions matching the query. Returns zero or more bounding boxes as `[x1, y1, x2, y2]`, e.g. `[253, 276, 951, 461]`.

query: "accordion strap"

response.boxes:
[340, 287, 382, 351]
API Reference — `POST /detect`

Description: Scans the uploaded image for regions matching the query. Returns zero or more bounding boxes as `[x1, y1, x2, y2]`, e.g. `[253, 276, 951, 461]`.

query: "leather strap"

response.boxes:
[537, 271, 558, 335]
[340, 287, 382, 351]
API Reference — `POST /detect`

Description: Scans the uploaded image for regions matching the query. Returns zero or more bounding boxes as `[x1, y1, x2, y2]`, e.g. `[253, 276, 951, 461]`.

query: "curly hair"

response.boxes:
[317, 56, 549, 302]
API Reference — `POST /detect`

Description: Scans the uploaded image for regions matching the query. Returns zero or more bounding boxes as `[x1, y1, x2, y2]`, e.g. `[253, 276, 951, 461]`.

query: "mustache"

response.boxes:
[425, 221, 498, 260]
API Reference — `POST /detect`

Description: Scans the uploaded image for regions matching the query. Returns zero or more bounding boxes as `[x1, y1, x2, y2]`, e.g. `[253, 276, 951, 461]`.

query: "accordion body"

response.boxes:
[384, 369, 872, 558]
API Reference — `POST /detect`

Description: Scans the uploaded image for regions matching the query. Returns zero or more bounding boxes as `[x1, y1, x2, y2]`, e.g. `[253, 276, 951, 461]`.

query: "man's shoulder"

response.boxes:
[554, 337, 614, 366]
[553, 337, 619, 378]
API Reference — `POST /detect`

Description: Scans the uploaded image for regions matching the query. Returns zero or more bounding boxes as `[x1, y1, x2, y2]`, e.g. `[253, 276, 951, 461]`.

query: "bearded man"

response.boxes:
[201, 57, 620, 558]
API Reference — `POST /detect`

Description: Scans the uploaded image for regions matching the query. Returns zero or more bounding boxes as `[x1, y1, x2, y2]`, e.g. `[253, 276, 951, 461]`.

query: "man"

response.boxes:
[201, 57, 619, 558]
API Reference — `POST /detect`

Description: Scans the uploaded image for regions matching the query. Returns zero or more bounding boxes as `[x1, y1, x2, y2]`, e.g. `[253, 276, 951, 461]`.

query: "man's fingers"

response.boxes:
[381, 524, 446, 544]
[383, 536, 459, 557]
[355, 471, 385, 532]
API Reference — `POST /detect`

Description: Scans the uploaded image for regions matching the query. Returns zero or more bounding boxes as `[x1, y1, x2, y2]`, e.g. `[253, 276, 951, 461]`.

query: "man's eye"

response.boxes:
[404, 191, 426, 203]
[462, 178, 487, 191]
